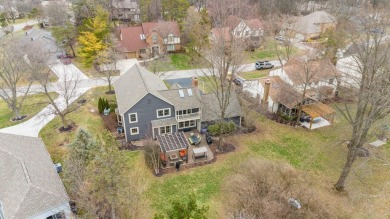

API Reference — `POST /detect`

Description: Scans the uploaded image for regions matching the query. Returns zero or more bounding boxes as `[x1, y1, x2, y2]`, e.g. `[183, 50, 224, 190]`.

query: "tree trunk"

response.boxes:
[59, 113, 68, 129]
[13, 107, 21, 120]
[70, 44, 76, 57]
[334, 148, 356, 191]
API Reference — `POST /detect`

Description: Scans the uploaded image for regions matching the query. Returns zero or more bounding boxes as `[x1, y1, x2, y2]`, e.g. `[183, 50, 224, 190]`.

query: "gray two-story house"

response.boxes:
[114, 65, 242, 142]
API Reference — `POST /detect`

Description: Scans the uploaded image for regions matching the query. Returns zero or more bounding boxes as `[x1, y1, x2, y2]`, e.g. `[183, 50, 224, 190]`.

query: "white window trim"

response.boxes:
[156, 108, 171, 118]
[130, 127, 139, 135]
[179, 120, 197, 129]
[128, 113, 138, 123]
[159, 125, 172, 135]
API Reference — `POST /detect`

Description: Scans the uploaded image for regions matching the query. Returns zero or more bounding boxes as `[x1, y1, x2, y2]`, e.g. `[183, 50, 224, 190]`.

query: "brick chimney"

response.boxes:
[263, 79, 271, 103]
[192, 77, 199, 87]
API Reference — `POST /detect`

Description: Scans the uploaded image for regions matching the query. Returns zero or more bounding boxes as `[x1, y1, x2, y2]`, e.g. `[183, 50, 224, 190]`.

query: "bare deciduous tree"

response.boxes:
[224, 159, 332, 218]
[95, 47, 121, 94]
[333, 9, 390, 191]
[43, 1, 69, 26]
[0, 40, 32, 120]
[199, 0, 246, 151]
[144, 138, 161, 175]
[26, 43, 82, 130]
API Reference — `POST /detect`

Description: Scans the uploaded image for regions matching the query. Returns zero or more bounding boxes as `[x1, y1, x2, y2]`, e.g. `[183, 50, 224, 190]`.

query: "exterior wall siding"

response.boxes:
[123, 93, 175, 141]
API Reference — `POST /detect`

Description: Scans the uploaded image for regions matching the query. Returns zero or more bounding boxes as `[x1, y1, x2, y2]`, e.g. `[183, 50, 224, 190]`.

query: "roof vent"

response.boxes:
[179, 89, 184, 98]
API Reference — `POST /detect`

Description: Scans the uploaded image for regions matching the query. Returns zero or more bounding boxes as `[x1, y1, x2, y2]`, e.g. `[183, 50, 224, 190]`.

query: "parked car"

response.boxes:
[255, 61, 274, 70]
[233, 77, 244, 87]
[60, 58, 71, 65]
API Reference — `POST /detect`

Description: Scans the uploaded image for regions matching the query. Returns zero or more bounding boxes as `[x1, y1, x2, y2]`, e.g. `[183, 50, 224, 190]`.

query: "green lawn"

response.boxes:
[145, 54, 206, 72]
[39, 93, 390, 218]
[238, 69, 274, 80]
[0, 92, 58, 129]
[244, 41, 301, 63]
[39, 86, 117, 162]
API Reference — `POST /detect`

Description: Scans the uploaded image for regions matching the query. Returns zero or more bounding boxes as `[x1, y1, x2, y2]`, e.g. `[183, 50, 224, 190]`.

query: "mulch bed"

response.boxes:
[101, 113, 118, 133]
[118, 140, 143, 151]
[159, 157, 217, 175]
[263, 112, 299, 127]
[58, 124, 77, 133]
[10, 115, 29, 122]
[209, 142, 236, 155]
[105, 90, 116, 95]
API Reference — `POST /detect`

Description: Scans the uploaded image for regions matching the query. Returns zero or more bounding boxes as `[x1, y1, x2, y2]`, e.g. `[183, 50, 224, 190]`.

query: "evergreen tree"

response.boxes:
[87, 131, 127, 218]
[98, 97, 103, 114]
[67, 128, 98, 163]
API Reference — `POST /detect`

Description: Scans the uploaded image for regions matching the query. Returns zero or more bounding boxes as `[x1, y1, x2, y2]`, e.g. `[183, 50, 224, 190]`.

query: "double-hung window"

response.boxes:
[157, 108, 171, 118]
[130, 127, 139, 135]
[129, 113, 137, 123]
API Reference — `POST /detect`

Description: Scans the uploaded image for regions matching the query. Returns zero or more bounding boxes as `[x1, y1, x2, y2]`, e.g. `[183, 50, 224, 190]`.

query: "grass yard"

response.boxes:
[39, 86, 116, 162]
[72, 56, 98, 78]
[238, 69, 276, 80]
[39, 92, 390, 218]
[0, 92, 58, 129]
[145, 54, 206, 72]
[244, 40, 301, 63]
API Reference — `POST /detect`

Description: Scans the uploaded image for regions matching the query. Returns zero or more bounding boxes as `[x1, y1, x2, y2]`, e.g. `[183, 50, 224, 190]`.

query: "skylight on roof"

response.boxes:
[140, 34, 146, 40]
[187, 89, 193, 96]
[179, 90, 185, 97]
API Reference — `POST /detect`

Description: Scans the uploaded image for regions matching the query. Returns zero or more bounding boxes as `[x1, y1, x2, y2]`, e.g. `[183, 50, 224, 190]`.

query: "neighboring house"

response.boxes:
[21, 28, 64, 59]
[336, 44, 361, 88]
[210, 15, 264, 48]
[117, 21, 181, 59]
[257, 76, 314, 116]
[210, 27, 231, 46]
[225, 15, 264, 39]
[114, 65, 242, 142]
[111, 0, 140, 22]
[286, 11, 336, 41]
[270, 58, 339, 100]
[296, 1, 329, 15]
[0, 133, 71, 219]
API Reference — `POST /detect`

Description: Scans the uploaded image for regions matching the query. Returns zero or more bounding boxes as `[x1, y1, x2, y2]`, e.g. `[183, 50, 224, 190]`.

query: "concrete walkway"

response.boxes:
[0, 61, 94, 137]
[0, 87, 90, 137]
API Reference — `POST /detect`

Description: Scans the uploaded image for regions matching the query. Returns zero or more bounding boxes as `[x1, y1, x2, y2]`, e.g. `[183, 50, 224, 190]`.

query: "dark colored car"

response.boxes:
[255, 61, 274, 70]
[233, 77, 244, 87]
[57, 54, 73, 59]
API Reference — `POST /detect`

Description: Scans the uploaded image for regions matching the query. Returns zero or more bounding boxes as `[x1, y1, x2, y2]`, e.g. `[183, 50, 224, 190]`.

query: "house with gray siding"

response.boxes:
[114, 65, 242, 142]
[0, 133, 71, 219]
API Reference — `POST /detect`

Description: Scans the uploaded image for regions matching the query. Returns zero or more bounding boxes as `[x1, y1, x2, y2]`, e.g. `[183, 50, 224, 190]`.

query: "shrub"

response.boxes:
[98, 97, 103, 114]
[280, 113, 297, 121]
[208, 122, 236, 136]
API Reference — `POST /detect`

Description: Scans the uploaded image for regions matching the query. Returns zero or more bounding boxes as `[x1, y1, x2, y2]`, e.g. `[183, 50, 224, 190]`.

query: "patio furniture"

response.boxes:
[205, 133, 213, 145]
[193, 146, 208, 160]
[188, 135, 201, 145]
[179, 149, 187, 161]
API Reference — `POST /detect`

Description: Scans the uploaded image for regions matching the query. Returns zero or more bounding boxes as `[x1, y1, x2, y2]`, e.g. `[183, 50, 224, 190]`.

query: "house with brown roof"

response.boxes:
[286, 11, 336, 41]
[117, 21, 181, 59]
[210, 15, 264, 48]
[270, 58, 340, 100]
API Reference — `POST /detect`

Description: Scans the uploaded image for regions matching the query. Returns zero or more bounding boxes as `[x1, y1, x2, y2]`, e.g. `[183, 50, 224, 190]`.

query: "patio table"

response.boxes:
[188, 135, 201, 145]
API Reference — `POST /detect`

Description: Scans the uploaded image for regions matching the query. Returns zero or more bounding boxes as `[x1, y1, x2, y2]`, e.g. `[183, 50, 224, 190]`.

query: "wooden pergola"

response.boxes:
[301, 102, 336, 129]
